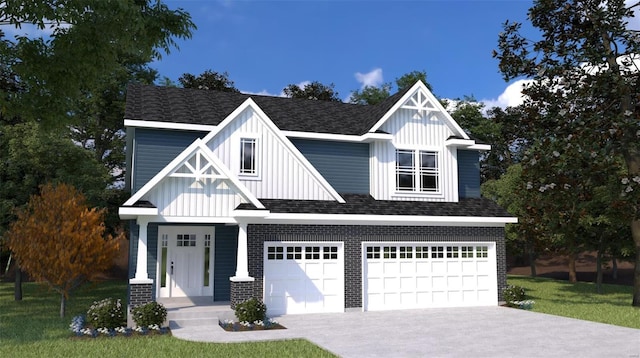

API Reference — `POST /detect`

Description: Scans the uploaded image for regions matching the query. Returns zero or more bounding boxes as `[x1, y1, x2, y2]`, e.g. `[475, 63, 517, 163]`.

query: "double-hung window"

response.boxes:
[396, 149, 439, 192]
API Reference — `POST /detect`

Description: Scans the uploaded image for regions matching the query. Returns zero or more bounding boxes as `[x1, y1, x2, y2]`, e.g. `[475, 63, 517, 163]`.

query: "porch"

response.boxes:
[158, 296, 235, 328]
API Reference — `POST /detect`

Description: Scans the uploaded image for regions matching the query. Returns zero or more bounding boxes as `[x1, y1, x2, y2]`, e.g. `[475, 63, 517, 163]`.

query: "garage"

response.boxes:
[363, 242, 497, 310]
[263, 242, 344, 315]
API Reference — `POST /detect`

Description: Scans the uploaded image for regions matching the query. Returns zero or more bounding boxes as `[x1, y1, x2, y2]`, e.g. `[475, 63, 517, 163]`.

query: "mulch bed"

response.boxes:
[219, 321, 286, 332]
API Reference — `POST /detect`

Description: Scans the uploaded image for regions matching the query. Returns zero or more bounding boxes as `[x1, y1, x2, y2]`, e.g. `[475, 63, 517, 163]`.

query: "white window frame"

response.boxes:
[394, 147, 441, 194]
[235, 133, 261, 180]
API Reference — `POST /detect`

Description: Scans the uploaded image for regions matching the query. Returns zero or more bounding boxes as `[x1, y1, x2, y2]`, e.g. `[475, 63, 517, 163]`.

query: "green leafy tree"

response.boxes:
[349, 83, 392, 105]
[494, 0, 640, 304]
[350, 70, 433, 105]
[0, 0, 195, 124]
[283, 81, 341, 101]
[178, 70, 239, 92]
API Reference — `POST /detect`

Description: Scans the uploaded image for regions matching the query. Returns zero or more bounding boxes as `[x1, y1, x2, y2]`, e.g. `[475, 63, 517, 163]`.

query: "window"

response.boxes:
[396, 149, 439, 192]
[305, 246, 321, 260]
[203, 234, 211, 286]
[267, 246, 283, 260]
[383, 246, 397, 259]
[431, 246, 444, 258]
[415, 246, 429, 259]
[177, 234, 196, 247]
[461, 246, 473, 258]
[446, 246, 459, 258]
[240, 137, 257, 176]
[323, 246, 338, 260]
[399, 246, 413, 259]
[287, 246, 302, 260]
[367, 246, 381, 259]
[476, 246, 489, 258]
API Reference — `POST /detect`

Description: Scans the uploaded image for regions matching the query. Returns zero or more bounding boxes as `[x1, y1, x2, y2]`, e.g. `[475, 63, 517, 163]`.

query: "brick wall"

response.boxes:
[247, 225, 507, 309]
[230, 280, 258, 308]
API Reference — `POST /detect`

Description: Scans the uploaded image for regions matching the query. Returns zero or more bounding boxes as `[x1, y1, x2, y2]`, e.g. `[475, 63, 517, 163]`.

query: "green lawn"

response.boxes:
[0, 280, 335, 358]
[508, 275, 640, 329]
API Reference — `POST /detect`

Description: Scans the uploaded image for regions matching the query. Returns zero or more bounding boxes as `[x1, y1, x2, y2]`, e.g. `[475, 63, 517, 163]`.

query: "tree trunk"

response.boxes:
[596, 249, 603, 294]
[60, 293, 66, 318]
[527, 239, 537, 277]
[14, 263, 22, 301]
[568, 252, 577, 283]
[612, 256, 618, 280]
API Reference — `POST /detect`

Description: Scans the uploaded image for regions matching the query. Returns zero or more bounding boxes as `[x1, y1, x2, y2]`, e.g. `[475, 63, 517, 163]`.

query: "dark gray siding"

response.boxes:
[214, 225, 238, 301]
[132, 128, 206, 192]
[457, 150, 481, 198]
[290, 138, 369, 194]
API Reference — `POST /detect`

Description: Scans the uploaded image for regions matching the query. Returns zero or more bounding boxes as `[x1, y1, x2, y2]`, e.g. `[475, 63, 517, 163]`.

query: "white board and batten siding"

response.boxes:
[207, 107, 336, 201]
[143, 177, 246, 217]
[370, 108, 459, 202]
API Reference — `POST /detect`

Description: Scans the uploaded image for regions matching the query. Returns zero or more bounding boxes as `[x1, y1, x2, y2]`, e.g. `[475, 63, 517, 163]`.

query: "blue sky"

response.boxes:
[154, 0, 537, 107]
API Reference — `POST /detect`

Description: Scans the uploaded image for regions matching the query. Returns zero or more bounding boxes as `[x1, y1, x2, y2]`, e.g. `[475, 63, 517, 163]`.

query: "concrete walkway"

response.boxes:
[170, 306, 640, 357]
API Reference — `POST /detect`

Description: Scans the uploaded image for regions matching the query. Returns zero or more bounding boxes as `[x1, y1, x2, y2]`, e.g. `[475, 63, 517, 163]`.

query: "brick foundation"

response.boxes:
[129, 282, 153, 308]
[230, 280, 258, 309]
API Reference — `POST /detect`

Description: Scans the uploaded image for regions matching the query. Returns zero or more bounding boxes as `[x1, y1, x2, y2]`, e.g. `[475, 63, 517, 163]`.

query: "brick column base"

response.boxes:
[230, 280, 258, 309]
[128, 281, 153, 327]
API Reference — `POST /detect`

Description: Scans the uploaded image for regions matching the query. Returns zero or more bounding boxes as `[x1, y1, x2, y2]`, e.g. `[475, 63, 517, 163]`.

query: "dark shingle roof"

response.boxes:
[236, 194, 513, 217]
[125, 84, 412, 136]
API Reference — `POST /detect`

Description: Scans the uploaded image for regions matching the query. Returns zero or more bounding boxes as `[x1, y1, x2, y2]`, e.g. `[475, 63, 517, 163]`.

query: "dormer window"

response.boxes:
[396, 149, 439, 192]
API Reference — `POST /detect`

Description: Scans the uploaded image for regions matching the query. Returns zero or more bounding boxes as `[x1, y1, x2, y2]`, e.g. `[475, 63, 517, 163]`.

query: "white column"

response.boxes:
[132, 217, 152, 282]
[231, 222, 254, 281]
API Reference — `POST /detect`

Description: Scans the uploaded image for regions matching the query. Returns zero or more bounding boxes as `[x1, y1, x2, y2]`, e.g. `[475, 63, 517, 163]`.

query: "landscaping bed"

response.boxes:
[219, 319, 286, 332]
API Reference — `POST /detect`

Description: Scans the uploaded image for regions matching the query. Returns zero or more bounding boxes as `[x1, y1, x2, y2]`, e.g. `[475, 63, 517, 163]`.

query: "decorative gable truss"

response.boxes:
[203, 98, 345, 203]
[120, 139, 264, 221]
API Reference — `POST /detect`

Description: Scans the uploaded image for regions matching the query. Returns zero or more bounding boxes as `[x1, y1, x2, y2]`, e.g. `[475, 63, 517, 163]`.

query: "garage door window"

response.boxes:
[287, 246, 302, 260]
[399, 246, 413, 259]
[461, 246, 473, 258]
[476, 246, 488, 258]
[267, 246, 284, 260]
[415, 246, 428, 258]
[447, 246, 459, 258]
[367, 246, 381, 259]
[432, 246, 444, 258]
[324, 246, 338, 259]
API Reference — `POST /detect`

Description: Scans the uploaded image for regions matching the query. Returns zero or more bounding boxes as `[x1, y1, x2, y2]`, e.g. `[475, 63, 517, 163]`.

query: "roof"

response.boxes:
[237, 194, 513, 218]
[125, 84, 411, 136]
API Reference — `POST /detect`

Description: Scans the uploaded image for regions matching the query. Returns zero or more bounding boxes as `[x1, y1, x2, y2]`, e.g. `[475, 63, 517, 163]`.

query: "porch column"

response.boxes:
[131, 217, 152, 283]
[231, 222, 253, 281]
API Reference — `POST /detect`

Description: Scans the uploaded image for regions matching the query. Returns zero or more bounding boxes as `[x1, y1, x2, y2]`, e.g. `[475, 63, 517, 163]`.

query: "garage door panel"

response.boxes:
[264, 243, 344, 315]
[364, 242, 497, 311]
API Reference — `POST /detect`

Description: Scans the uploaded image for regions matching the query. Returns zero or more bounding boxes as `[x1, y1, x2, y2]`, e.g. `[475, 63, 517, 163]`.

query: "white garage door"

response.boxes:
[364, 243, 497, 310]
[264, 242, 344, 315]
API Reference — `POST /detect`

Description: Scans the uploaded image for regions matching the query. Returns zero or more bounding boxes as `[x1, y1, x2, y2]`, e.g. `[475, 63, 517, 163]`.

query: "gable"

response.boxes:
[368, 82, 468, 142]
[123, 139, 264, 218]
[203, 99, 345, 202]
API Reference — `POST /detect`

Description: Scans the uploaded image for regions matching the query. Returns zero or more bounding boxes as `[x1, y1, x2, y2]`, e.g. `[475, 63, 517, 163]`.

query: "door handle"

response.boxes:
[170, 261, 174, 275]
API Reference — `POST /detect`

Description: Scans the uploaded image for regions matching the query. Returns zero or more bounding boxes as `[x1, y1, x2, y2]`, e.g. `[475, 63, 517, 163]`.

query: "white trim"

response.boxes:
[151, 216, 238, 224]
[121, 138, 265, 210]
[202, 98, 345, 203]
[281, 130, 394, 143]
[124, 119, 217, 132]
[232, 209, 270, 218]
[393, 147, 444, 198]
[368, 81, 469, 140]
[467, 144, 492, 151]
[129, 278, 153, 284]
[230, 276, 255, 282]
[253, 213, 518, 226]
[233, 133, 262, 180]
[118, 206, 158, 218]
[445, 138, 492, 151]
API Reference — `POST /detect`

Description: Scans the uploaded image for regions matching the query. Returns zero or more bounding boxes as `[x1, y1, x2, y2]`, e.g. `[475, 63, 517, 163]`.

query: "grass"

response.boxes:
[0, 280, 335, 358]
[508, 275, 640, 329]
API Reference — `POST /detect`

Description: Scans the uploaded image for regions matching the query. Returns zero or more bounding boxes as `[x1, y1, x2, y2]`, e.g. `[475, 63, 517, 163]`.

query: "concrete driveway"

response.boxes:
[171, 306, 640, 357]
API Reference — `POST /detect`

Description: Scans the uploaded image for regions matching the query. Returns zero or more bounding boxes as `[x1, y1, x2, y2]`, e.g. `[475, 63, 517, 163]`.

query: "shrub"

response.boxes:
[86, 298, 126, 329]
[235, 297, 267, 323]
[503, 285, 527, 308]
[132, 301, 167, 328]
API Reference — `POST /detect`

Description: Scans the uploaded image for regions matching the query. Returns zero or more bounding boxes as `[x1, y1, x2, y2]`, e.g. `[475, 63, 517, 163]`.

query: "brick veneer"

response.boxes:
[230, 280, 258, 309]
[246, 225, 507, 309]
[129, 282, 153, 308]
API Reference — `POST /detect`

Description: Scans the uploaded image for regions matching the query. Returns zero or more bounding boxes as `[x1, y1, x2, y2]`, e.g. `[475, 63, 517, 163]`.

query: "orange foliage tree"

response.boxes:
[6, 183, 120, 317]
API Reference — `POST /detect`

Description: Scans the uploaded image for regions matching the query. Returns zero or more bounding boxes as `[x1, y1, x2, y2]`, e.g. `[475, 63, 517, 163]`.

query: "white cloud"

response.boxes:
[2, 21, 71, 38]
[481, 79, 532, 110]
[241, 89, 284, 97]
[625, 0, 640, 31]
[354, 68, 384, 88]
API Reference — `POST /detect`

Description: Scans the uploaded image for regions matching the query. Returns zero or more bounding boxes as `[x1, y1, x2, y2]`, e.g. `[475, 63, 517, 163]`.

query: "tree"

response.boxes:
[349, 83, 392, 105]
[349, 70, 433, 105]
[0, 0, 194, 125]
[283, 81, 341, 101]
[6, 183, 120, 317]
[494, 0, 640, 303]
[178, 70, 239, 92]
[0, 121, 109, 299]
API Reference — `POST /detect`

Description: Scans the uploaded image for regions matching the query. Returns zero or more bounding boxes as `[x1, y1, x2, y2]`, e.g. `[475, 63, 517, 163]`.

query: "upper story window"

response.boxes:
[396, 149, 439, 192]
[239, 137, 258, 176]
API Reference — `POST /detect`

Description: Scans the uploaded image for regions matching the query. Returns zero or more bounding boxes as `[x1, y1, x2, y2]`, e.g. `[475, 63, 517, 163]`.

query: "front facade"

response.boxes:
[120, 81, 516, 315]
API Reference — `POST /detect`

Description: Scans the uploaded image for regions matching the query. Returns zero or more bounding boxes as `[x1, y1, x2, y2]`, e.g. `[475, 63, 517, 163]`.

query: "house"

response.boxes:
[119, 81, 517, 315]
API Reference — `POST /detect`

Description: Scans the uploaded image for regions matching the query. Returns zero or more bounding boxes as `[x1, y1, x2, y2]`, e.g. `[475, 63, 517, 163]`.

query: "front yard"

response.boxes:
[507, 275, 640, 329]
[0, 280, 335, 358]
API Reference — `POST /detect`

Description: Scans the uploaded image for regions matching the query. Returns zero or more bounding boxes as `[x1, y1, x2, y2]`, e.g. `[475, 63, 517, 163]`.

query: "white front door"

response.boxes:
[158, 226, 214, 298]
[263, 242, 344, 315]
[363, 242, 497, 310]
